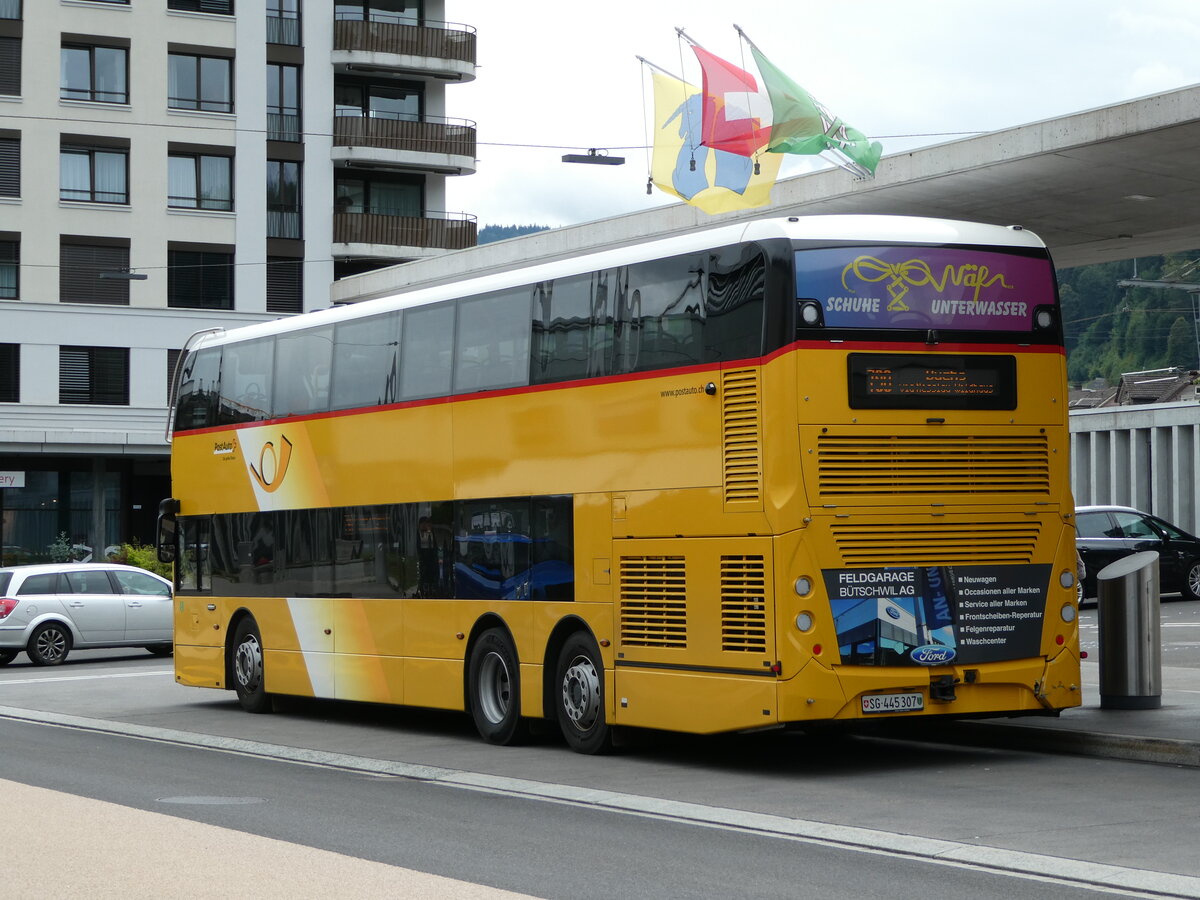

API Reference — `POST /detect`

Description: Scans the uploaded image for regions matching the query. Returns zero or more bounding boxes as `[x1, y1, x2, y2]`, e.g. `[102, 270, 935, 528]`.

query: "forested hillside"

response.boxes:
[1060, 254, 1200, 384]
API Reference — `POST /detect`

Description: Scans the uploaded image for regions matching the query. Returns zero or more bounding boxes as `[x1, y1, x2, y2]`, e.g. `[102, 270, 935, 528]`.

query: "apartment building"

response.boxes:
[0, 0, 477, 564]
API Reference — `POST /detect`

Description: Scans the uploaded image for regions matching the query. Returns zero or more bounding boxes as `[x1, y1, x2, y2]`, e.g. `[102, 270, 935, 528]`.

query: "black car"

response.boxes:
[1075, 505, 1200, 602]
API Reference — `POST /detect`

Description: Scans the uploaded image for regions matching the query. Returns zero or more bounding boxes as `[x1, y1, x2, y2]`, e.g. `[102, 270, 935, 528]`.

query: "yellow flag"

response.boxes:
[650, 71, 781, 215]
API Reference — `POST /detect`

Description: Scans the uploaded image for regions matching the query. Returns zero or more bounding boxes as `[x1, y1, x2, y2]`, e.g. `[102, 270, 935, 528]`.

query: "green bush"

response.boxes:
[110, 540, 173, 580]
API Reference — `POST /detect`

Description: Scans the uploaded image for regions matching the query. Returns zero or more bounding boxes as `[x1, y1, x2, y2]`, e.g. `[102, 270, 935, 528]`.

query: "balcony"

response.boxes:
[333, 209, 477, 259]
[333, 16, 476, 82]
[332, 112, 476, 175]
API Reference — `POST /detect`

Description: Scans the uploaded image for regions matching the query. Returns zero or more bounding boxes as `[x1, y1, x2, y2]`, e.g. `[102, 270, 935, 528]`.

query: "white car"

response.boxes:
[0, 563, 174, 666]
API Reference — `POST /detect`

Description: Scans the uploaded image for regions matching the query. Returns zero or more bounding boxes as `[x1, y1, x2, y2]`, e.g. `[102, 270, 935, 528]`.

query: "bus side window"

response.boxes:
[401, 303, 454, 400]
[454, 288, 531, 394]
[627, 254, 706, 372]
[705, 245, 765, 362]
[175, 346, 221, 430]
[275, 326, 333, 418]
[331, 312, 402, 410]
[531, 274, 592, 385]
[218, 338, 274, 424]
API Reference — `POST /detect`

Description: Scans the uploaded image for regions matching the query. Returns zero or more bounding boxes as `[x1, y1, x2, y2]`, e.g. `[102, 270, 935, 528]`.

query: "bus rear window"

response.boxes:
[796, 246, 1055, 332]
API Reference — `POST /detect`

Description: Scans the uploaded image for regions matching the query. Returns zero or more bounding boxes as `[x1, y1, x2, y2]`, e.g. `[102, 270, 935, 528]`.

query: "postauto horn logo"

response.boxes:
[910, 645, 956, 665]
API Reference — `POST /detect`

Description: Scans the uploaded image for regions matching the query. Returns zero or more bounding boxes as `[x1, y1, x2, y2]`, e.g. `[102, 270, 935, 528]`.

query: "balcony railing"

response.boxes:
[333, 112, 476, 159]
[333, 209, 476, 251]
[333, 17, 476, 66]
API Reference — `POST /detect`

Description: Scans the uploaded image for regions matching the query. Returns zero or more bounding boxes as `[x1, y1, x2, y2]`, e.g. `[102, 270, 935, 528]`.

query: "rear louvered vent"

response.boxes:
[831, 520, 1042, 566]
[816, 434, 1051, 497]
[620, 556, 687, 648]
[721, 555, 767, 652]
[722, 369, 762, 505]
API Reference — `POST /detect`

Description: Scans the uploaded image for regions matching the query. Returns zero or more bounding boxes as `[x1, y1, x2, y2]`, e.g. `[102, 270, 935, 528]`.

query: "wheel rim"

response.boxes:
[1189, 564, 1200, 597]
[35, 626, 68, 662]
[234, 633, 262, 692]
[477, 650, 512, 725]
[561, 653, 601, 732]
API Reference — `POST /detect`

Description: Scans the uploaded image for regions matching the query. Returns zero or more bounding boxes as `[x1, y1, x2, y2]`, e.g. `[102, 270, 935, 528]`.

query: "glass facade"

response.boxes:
[0, 463, 158, 567]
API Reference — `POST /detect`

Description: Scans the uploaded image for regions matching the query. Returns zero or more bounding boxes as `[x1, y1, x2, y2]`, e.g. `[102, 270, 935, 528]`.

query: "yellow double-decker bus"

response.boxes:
[159, 215, 1082, 753]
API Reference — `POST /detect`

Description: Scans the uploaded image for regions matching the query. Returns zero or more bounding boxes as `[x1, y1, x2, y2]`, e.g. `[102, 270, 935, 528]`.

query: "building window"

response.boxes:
[60, 346, 129, 405]
[60, 241, 130, 305]
[266, 0, 301, 45]
[267, 64, 301, 141]
[335, 174, 421, 217]
[0, 37, 21, 96]
[168, 247, 233, 310]
[168, 152, 232, 210]
[335, 1, 421, 25]
[169, 0, 233, 13]
[168, 53, 232, 113]
[267, 160, 301, 239]
[266, 258, 302, 314]
[335, 80, 421, 121]
[61, 44, 128, 104]
[0, 135, 17, 197]
[0, 343, 16, 403]
[60, 146, 128, 204]
[0, 1, 20, 21]
[0, 239, 17, 299]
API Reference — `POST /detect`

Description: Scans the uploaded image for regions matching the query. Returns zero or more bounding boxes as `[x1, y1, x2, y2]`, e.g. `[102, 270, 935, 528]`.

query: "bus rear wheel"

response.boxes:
[555, 632, 612, 754]
[232, 618, 272, 714]
[468, 628, 527, 745]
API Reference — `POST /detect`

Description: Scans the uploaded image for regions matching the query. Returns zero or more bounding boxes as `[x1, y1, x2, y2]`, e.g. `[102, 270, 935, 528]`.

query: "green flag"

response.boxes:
[751, 46, 883, 175]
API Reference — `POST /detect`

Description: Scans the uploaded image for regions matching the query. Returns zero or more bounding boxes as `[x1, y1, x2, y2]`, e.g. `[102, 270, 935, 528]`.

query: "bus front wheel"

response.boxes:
[555, 633, 612, 754]
[232, 618, 272, 714]
[467, 628, 527, 745]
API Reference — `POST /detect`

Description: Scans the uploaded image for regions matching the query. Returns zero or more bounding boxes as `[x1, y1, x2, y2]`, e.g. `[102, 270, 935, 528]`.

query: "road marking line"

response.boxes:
[0, 670, 172, 687]
[2, 704, 1199, 899]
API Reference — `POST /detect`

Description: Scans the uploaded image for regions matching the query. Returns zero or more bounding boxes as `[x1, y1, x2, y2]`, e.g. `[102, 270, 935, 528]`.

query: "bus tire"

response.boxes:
[232, 618, 272, 714]
[467, 628, 526, 745]
[555, 632, 612, 755]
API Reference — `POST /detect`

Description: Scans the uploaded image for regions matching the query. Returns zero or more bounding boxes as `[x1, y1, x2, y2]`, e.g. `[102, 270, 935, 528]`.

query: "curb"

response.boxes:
[919, 721, 1200, 768]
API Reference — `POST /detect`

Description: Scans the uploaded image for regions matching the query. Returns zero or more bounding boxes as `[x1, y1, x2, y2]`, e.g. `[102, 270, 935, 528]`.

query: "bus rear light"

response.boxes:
[1059, 569, 1075, 589]
[1081, 650, 1089, 659]
[793, 576, 812, 597]
[794, 612, 814, 632]
[812, 644, 822, 656]
[0, 598, 18, 618]
[1060, 602, 1077, 623]
[1055, 634, 1065, 645]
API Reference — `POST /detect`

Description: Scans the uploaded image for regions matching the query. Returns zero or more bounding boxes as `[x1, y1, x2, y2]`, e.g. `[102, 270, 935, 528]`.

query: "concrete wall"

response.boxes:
[1071, 402, 1200, 534]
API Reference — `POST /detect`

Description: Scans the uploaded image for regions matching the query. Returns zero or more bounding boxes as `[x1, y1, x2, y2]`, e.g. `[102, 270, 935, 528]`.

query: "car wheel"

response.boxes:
[0, 649, 17, 666]
[467, 627, 527, 745]
[231, 618, 272, 713]
[1183, 559, 1200, 603]
[28, 621, 72, 666]
[145, 643, 174, 657]
[555, 632, 612, 755]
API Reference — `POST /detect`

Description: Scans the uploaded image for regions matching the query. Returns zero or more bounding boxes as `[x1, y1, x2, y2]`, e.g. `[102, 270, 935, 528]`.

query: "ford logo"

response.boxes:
[910, 645, 956, 665]
[885, 606, 902, 620]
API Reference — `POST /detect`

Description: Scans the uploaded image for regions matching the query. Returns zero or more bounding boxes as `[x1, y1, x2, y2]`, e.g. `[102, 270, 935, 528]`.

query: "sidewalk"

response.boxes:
[917, 661, 1200, 767]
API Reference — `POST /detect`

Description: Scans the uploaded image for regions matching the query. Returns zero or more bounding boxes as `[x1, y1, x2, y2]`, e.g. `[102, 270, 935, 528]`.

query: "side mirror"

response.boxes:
[156, 497, 180, 564]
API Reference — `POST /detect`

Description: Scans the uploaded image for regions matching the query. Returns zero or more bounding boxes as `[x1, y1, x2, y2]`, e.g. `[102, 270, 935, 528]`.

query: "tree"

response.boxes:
[1166, 316, 1197, 369]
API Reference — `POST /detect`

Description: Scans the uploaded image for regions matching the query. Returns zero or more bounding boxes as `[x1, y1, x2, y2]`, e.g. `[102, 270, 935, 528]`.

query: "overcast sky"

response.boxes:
[442, 0, 1200, 229]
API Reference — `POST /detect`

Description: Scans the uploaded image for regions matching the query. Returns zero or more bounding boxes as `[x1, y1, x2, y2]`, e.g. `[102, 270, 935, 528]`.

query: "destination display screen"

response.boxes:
[848, 353, 1016, 410]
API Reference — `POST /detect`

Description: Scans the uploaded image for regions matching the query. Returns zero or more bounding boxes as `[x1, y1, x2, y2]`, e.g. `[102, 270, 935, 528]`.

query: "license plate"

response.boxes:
[861, 692, 924, 714]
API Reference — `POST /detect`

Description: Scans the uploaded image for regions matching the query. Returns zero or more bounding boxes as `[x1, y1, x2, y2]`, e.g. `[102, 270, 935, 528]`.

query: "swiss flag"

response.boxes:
[692, 46, 771, 157]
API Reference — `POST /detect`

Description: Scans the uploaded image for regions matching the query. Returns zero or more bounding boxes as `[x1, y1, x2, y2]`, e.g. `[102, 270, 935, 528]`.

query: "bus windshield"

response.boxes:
[796, 245, 1056, 333]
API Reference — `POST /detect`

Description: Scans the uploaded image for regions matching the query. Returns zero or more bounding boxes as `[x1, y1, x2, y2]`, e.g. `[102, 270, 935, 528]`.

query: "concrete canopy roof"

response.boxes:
[332, 83, 1200, 303]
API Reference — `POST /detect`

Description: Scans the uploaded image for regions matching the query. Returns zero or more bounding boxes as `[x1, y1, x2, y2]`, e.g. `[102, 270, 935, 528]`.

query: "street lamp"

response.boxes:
[562, 149, 625, 166]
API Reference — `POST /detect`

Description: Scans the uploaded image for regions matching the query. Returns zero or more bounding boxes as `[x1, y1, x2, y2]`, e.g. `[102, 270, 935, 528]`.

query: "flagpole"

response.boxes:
[635, 56, 683, 81]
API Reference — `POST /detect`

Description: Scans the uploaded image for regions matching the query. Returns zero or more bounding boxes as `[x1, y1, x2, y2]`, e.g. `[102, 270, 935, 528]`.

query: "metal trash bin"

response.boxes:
[1096, 550, 1161, 710]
